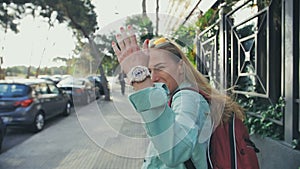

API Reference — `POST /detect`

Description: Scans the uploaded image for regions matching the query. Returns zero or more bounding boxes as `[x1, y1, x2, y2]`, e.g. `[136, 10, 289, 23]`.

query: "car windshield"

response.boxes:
[73, 80, 85, 85]
[0, 84, 28, 97]
[58, 78, 85, 86]
[88, 76, 100, 82]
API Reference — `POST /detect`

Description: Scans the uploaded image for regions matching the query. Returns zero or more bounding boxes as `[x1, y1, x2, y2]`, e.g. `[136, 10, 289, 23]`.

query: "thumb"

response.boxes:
[142, 39, 150, 56]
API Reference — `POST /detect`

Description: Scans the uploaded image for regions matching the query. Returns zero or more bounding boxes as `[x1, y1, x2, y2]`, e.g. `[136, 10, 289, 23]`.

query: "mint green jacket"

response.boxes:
[129, 83, 211, 169]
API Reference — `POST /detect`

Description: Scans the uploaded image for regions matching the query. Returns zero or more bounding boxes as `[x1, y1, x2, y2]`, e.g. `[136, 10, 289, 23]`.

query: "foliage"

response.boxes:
[4, 65, 68, 77]
[94, 33, 119, 76]
[125, 15, 154, 44]
[292, 139, 300, 150]
[51, 33, 119, 77]
[195, 8, 219, 32]
[5, 66, 28, 76]
[172, 25, 195, 48]
[171, 25, 197, 65]
[0, 0, 98, 37]
[239, 96, 284, 140]
[0, 0, 99, 76]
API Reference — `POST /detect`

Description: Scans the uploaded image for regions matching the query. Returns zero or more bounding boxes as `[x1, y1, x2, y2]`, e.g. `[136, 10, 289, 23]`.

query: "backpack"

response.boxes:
[168, 88, 260, 169]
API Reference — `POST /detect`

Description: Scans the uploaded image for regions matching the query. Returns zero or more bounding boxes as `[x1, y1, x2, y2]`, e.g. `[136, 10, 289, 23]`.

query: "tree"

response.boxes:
[94, 33, 119, 76]
[142, 0, 147, 17]
[125, 15, 154, 44]
[0, 0, 111, 100]
[155, 0, 159, 36]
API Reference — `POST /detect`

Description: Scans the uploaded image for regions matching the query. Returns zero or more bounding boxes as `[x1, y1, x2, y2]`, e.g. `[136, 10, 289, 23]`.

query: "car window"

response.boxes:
[30, 84, 39, 96]
[85, 80, 94, 88]
[0, 84, 28, 97]
[48, 84, 59, 94]
[39, 83, 49, 94]
[74, 80, 85, 85]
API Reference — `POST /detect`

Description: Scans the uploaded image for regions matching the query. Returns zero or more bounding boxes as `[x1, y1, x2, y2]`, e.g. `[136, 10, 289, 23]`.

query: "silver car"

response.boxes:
[57, 77, 99, 105]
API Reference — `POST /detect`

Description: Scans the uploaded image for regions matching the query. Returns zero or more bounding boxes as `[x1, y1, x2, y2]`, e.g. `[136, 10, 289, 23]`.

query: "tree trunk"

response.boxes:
[0, 57, 4, 80]
[142, 0, 147, 17]
[156, 0, 159, 36]
[88, 37, 111, 101]
[35, 66, 40, 78]
[0, 66, 4, 80]
[64, 7, 111, 101]
[26, 66, 31, 79]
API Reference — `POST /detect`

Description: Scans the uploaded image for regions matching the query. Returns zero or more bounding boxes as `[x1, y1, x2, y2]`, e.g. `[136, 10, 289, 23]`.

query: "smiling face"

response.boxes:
[148, 49, 183, 93]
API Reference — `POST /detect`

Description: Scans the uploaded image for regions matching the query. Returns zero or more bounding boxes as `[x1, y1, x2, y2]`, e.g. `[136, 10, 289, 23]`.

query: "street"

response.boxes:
[1, 109, 69, 154]
[0, 83, 148, 169]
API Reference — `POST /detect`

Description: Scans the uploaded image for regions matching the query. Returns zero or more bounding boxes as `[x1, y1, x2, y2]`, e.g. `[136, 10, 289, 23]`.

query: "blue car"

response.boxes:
[0, 79, 72, 132]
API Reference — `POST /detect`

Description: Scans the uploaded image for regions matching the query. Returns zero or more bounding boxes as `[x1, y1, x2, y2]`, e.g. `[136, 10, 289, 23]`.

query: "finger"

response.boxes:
[112, 41, 121, 56]
[131, 41, 140, 52]
[121, 27, 130, 47]
[127, 25, 140, 52]
[128, 25, 137, 45]
[124, 37, 131, 49]
[112, 41, 123, 62]
[116, 34, 125, 50]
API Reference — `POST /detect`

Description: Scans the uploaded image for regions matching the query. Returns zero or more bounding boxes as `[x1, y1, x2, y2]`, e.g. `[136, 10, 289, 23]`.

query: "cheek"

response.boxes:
[164, 72, 179, 92]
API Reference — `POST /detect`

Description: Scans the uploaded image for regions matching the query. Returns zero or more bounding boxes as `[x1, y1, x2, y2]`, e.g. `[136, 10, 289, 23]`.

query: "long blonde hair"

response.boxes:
[151, 38, 245, 127]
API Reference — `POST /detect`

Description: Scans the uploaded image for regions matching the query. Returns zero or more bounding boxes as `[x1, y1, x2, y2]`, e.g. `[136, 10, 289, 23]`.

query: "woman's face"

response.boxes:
[148, 49, 183, 93]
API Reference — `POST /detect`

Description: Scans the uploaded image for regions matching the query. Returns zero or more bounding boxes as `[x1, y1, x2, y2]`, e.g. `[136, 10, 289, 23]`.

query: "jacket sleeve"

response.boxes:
[129, 83, 210, 167]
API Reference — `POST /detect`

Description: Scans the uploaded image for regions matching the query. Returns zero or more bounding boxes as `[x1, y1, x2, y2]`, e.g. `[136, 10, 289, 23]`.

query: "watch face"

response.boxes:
[132, 67, 146, 81]
[130, 66, 150, 83]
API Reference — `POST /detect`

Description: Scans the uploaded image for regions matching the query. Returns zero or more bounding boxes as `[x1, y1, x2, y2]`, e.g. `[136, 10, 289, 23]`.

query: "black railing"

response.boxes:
[196, 0, 299, 146]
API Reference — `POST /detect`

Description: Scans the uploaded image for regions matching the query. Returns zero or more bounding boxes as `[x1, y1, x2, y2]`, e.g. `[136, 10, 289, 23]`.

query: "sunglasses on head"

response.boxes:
[149, 37, 172, 48]
[149, 37, 182, 59]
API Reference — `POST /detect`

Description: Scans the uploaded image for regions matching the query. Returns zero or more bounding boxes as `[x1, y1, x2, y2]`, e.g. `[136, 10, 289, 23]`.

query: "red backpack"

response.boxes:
[168, 88, 260, 169]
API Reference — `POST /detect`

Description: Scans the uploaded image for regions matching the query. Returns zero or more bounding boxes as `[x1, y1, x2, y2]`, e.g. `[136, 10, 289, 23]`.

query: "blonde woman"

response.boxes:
[112, 26, 245, 169]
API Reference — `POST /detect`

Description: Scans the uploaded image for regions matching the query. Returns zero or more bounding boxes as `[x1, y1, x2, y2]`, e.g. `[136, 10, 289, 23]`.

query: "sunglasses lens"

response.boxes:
[153, 38, 167, 45]
[150, 37, 169, 48]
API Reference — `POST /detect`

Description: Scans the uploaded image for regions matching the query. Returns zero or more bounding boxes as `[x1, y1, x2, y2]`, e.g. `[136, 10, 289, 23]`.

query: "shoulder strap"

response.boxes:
[229, 113, 237, 169]
[184, 159, 196, 169]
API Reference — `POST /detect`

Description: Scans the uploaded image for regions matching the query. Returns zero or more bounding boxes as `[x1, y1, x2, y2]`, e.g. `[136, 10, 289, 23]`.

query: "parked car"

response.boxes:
[0, 117, 6, 152]
[38, 75, 58, 84]
[0, 79, 72, 132]
[87, 75, 109, 95]
[57, 77, 99, 105]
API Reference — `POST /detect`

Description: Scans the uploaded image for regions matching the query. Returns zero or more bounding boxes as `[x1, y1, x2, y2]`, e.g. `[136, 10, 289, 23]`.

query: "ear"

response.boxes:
[178, 60, 184, 75]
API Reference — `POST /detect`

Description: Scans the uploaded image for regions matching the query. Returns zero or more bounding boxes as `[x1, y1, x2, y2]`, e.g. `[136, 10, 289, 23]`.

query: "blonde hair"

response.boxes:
[152, 39, 245, 127]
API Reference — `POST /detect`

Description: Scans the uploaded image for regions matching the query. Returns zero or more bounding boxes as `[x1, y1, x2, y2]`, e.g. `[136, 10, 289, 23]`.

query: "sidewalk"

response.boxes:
[0, 80, 148, 169]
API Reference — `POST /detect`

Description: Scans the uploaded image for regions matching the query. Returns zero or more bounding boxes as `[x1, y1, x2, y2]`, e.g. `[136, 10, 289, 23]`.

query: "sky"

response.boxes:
[0, 0, 169, 68]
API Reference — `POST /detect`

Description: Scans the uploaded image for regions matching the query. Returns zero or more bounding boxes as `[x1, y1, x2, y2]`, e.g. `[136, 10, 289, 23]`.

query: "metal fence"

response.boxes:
[196, 0, 299, 146]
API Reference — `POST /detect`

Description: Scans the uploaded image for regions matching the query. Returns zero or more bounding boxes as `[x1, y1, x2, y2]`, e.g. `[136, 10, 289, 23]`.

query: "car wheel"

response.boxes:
[63, 102, 72, 116]
[32, 112, 45, 132]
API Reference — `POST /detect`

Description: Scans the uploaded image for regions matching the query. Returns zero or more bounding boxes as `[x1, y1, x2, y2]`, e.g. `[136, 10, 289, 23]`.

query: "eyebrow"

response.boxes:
[151, 63, 167, 69]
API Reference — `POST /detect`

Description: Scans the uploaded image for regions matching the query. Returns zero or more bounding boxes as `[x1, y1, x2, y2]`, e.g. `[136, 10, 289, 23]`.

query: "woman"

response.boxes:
[112, 26, 245, 169]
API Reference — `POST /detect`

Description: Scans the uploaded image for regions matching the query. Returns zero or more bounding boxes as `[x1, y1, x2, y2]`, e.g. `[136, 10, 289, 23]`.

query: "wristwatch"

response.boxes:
[128, 65, 151, 85]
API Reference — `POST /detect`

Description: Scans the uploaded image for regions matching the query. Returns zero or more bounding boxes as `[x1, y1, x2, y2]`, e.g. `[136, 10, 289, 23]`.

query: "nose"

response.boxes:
[151, 71, 160, 82]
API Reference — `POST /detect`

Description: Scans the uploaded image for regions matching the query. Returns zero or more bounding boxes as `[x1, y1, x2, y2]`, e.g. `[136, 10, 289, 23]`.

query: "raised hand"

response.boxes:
[112, 25, 149, 74]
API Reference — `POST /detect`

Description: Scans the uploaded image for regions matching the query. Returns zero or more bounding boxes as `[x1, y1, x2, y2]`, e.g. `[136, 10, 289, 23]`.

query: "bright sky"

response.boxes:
[0, 0, 169, 68]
